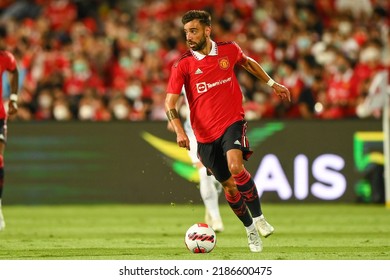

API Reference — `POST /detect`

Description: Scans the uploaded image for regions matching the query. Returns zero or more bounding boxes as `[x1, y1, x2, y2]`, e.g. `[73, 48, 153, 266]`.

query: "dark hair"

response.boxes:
[182, 10, 211, 27]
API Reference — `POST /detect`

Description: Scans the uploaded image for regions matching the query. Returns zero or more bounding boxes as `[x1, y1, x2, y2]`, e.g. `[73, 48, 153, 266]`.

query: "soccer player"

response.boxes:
[0, 25, 19, 231]
[165, 10, 291, 252]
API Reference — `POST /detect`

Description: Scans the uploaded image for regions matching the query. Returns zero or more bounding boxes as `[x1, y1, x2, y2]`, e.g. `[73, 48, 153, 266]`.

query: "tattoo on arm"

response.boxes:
[166, 109, 179, 121]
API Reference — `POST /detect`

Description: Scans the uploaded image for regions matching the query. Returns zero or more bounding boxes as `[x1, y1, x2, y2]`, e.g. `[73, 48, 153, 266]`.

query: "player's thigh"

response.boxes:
[222, 120, 253, 161]
[197, 142, 230, 182]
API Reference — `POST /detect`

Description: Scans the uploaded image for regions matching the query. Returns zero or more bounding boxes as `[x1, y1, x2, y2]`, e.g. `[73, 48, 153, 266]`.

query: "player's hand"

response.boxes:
[8, 100, 18, 116]
[273, 83, 291, 102]
[177, 132, 190, 151]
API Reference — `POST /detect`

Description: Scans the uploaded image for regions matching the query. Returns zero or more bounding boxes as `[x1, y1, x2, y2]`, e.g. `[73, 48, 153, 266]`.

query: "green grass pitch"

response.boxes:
[0, 203, 389, 260]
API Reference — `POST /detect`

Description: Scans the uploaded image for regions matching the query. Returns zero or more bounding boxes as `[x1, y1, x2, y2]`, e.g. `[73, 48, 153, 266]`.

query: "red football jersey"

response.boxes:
[167, 41, 246, 143]
[0, 50, 17, 118]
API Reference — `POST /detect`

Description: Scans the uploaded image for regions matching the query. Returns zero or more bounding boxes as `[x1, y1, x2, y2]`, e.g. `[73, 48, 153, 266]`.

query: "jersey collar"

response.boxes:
[191, 40, 218, 60]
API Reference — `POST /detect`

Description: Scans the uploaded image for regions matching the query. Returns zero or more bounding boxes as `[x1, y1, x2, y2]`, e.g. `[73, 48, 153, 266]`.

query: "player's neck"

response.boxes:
[198, 39, 212, 56]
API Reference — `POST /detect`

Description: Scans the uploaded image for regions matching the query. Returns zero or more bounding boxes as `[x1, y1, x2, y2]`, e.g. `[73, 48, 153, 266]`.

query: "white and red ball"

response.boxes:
[184, 223, 216, 253]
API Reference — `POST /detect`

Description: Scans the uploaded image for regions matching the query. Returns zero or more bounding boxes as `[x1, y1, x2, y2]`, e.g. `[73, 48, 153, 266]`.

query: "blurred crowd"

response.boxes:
[0, 0, 389, 121]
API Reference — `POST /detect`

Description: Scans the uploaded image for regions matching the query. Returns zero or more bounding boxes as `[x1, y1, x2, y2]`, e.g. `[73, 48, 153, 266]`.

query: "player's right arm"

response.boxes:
[165, 93, 190, 150]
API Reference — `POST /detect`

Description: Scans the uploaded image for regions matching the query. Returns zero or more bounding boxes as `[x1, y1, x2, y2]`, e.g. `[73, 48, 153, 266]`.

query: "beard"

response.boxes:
[188, 35, 207, 52]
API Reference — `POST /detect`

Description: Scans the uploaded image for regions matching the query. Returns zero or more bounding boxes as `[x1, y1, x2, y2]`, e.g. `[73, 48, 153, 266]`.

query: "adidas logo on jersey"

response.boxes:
[234, 140, 241, 145]
[195, 68, 203, 74]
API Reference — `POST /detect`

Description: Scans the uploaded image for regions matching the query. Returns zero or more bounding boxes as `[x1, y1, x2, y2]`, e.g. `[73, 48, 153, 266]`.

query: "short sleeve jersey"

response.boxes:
[0, 50, 17, 118]
[167, 41, 246, 143]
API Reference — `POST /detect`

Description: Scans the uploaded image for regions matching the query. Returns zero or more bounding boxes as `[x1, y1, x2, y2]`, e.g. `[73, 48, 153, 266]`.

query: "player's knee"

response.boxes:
[228, 162, 244, 176]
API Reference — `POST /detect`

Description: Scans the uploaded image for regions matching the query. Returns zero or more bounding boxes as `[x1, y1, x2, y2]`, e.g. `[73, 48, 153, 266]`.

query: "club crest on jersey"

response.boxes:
[218, 57, 229, 70]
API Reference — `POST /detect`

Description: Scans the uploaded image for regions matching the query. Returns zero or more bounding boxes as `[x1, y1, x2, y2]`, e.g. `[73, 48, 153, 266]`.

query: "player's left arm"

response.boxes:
[165, 93, 190, 150]
[240, 55, 291, 102]
[7, 66, 19, 116]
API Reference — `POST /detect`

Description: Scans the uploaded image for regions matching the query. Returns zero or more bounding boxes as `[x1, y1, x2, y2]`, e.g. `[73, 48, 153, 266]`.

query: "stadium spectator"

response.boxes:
[320, 50, 359, 119]
[0, 24, 19, 231]
[273, 59, 305, 118]
[0, 0, 387, 121]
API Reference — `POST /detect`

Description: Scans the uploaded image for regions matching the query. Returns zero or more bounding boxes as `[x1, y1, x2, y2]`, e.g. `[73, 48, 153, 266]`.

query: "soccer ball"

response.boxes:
[184, 223, 216, 253]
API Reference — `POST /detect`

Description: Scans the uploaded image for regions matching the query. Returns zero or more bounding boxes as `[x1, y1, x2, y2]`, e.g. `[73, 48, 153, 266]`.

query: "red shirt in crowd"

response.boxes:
[0, 50, 17, 119]
[323, 69, 359, 118]
[43, 0, 77, 33]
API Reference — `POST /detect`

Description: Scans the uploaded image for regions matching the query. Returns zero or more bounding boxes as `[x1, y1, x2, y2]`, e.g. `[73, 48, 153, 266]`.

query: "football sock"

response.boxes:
[245, 223, 256, 233]
[198, 167, 222, 221]
[225, 191, 252, 227]
[233, 169, 262, 218]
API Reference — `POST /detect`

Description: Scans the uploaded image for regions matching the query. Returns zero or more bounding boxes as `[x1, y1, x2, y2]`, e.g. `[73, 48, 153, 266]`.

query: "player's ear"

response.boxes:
[205, 26, 211, 37]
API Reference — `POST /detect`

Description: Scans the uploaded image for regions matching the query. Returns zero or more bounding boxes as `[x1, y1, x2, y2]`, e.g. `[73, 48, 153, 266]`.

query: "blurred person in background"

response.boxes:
[320, 50, 359, 119]
[0, 25, 19, 231]
[52, 96, 73, 121]
[273, 58, 305, 118]
[34, 87, 54, 120]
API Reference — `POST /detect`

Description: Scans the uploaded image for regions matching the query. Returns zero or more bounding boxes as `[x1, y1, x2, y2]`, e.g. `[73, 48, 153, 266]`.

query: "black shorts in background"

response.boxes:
[0, 119, 6, 143]
[197, 120, 253, 182]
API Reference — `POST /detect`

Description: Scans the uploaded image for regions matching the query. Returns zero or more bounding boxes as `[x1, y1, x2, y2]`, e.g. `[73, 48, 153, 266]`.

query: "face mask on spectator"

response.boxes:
[297, 37, 311, 51]
[338, 21, 352, 35]
[125, 84, 142, 100]
[53, 104, 70, 121]
[277, 66, 287, 78]
[322, 32, 333, 44]
[38, 94, 53, 109]
[252, 38, 268, 53]
[261, 61, 273, 74]
[146, 40, 159, 53]
[274, 48, 285, 61]
[119, 56, 132, 69]
[79, 104, 94, 120]
[360, 47, 381, 63]
[301, 74, 314, 86]
[113, 103, 129, 119]
[131, 47, 142, 60]
[73, 60, 90, 77]
[316, 50, 336, 65]
[298, 10, 308, 22]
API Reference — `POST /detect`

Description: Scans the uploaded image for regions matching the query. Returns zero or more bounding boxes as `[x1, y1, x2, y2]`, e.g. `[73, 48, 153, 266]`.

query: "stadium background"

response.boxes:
[0, 0, 388, 205]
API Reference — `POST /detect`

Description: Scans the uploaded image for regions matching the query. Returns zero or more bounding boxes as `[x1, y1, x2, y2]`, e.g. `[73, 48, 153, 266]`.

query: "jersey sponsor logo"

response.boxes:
[196, 82, 207, 93]
[195, 68, 203, 74]
[196, 77, 232, 94]
[218, 57, 230, 70]
[234, 140, 241, 145]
